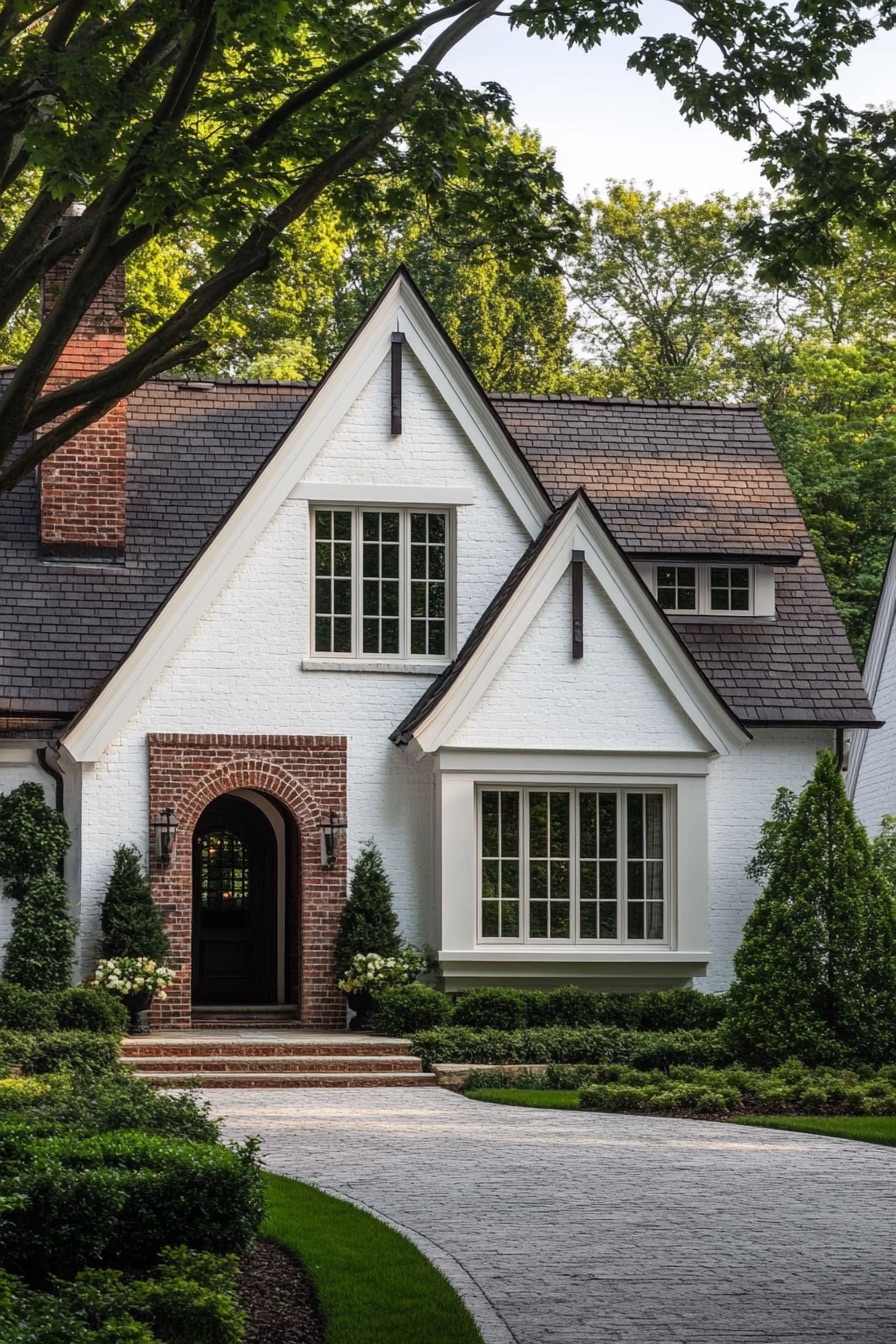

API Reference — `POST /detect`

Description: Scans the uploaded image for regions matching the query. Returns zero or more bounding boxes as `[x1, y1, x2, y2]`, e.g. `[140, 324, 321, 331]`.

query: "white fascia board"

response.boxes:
[412, 499, 750, 758]
[0, 745, 40, 763]
[846, 540, 896, 797]
[62, 274, 550, 763]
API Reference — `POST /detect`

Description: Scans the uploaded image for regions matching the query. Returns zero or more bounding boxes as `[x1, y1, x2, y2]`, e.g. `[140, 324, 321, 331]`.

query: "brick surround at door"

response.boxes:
[147, 735, 347, 1029]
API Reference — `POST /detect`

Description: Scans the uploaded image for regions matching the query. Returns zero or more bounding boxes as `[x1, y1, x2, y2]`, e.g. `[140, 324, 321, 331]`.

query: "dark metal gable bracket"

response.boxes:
[571, 549, 584, 659]
[391, 331, 405, 434]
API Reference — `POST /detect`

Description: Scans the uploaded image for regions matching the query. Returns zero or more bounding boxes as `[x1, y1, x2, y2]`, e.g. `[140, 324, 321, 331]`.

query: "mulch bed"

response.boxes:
[239, 1239, 325, 1344]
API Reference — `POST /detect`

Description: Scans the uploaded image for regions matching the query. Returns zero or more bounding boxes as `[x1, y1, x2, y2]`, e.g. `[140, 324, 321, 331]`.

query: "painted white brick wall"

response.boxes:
[77, 349, 531, 973]
[851, 642, 896, 835]
[448, 569, 708, 752]
[705, 727, 832, 990]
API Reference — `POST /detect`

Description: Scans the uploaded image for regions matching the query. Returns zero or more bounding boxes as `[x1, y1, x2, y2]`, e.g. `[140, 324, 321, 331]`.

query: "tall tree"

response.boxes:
[0, 0, 888, 491]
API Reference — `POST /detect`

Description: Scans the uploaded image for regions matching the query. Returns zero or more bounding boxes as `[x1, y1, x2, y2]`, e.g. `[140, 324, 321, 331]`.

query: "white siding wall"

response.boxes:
[75, 349, 531, 974]
[448, 570, 708, 752]
[851, 646, 896, 834]
[705, 726, 832, 991]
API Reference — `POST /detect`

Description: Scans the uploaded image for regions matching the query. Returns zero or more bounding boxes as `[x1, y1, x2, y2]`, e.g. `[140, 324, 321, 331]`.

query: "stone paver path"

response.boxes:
[208, 1089, 895, 1344]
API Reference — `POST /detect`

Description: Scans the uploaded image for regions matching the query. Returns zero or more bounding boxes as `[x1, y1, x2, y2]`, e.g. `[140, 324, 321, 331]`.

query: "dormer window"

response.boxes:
[313, 507, 451, 659]
[643, 563, 761, 616]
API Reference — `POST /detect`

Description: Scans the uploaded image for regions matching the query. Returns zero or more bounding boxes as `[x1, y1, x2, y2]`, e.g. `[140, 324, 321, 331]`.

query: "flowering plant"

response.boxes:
[337, 948, 423, 995]
[95, 956, 175, 999]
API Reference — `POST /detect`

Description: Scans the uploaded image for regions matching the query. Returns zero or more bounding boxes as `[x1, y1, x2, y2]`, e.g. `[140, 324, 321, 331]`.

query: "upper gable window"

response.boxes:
[649, 563, 756, 616]
[313, 507, 450, 659]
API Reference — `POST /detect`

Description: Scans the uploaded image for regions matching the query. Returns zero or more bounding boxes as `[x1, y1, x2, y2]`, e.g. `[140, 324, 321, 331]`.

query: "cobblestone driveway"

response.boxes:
[209, 1089, 895, 1344]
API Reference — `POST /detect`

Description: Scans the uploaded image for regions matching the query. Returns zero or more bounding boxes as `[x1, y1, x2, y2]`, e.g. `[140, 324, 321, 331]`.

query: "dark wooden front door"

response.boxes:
[192, 795, 278, 1005]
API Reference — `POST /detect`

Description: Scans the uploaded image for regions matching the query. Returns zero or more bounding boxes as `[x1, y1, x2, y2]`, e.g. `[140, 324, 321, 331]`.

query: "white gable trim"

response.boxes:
[409, 498, 750, 758]
[847, 537, 896, 797]
[62, 272, 551, 764]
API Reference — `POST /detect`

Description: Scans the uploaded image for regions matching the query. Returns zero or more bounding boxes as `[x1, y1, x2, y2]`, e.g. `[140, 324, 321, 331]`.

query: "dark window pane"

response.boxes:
[430, 584, 445, 619]
[362, 545, 379, 578]
[550, 793, 570, 856]
[481, 901, 499, 938]
[551, 860, 570, 900]
[334, 543, 351, 577]
[382, 512, 400, 542]
[579, 860, 597, 902]
[362, 619, 378, 652]
[551, 903, 570, 939]
[646, 903, 664, 939]
[710, 589, 729, 611]
[482, 793, 499, 855]
[411, 547, 426, 580]
[411, 513, 427, 543]
[429, 547, 445, 580]
[429, 514, 446, 543]
[501, 793, 519, 856]
[627, 794, 644, 858]
[731, 568, 749, 588]
[411, 622, 426, 655]
[646, 862, 663, 902]
[411, 582, 426, 618]
[501, 901, 520, 938]
[678, 587, 696, 611]
[428, 624, 445, 656]
[646, 794, 663, 859]
[579, 793, 597, 858]
[529, 793, 548, 854]
[333, 580, 352, 615]
[677, 567, 696, 586]
[599, 903, 618, 939]
[501, 861, 519, 902]
[530, 902, 548, 938]
[731, 588, 749, 611]
[334, 618, 352, 653]
[657, 567, 675, 586]
[383, 583, 400, 617]
[580, 904, 597, 939]
[382, 545, 400, 579]
[362, 580, 378, 616]
[314, 616, 330, 652]
[628, 861, 644, 902]
[627, 902, 644, 939]
[599, 794, 617, 858]
[315, 542, 331, 574]
[530, 860, 548, 901]
[315, 579, 331, 614]
[334, 511, 352, 540]
[481, 859, 499, 900]
[710, 568, 728, 588]
[362, 512, 379, 541]
[316, 511, 332, 539]
[382, 620, 400, 653]
[657, 587, 676, 610]
[599, 862, 617, 902]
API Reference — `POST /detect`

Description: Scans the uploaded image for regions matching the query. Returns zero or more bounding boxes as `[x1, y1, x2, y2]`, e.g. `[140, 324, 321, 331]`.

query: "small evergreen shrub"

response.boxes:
[372, 983, 453, 1035]
[725, 751, 896, 1066]
[0, 1030, 121, 1076]
[56, 986, 128, 1035]
[333, 840, 403, 981]
[100, 845, 169, 962]
[0, 1130, 263, 1280]
[3, 873, 75, 992]
[0, 980, 58, 1031]
[453, 987, 528, 1030]
[0, 783, 70, 905]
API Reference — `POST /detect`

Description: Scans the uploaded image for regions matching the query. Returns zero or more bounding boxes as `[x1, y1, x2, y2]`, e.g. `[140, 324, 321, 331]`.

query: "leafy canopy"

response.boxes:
[0, 0, 889, 490]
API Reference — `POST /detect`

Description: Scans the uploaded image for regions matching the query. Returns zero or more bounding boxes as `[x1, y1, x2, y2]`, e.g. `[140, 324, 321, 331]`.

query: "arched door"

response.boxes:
[192, 794, 278, 1005]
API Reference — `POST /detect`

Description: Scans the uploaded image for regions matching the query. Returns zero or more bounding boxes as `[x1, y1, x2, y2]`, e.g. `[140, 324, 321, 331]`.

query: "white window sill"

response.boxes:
[301, 658, 451, 675]
[441, 949, 708, 964]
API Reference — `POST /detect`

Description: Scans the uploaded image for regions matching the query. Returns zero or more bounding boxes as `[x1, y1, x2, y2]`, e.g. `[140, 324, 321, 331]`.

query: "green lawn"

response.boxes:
[466, 1088, 580, 1109]
[729, 1115, 896, 1146]
[261, 1172, 483, 1344]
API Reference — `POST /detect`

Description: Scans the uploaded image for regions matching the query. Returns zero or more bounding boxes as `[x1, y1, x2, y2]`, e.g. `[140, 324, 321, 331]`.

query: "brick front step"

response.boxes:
[125, 1054, 423, 1074]
[132, 1070, 437, 1088]
[121, 1039, 412, 1059]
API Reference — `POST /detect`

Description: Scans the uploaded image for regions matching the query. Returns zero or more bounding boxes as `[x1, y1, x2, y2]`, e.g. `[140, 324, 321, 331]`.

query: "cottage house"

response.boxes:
[0, 262, 877, 1029]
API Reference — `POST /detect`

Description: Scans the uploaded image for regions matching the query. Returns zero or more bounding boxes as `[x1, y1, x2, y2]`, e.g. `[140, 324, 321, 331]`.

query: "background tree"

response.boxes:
[0, 783, 74, 992]
[725, 752, 896, 1067]
[333, 840, 403, 982]
[0, 0, 887, 491]
[100, 845, 169, 962]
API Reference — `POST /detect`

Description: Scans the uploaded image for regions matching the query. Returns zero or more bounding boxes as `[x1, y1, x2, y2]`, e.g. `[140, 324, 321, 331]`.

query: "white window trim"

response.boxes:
[476, 784, 674, 949]
[310, 504, 456, 662]
[641, 563, 757, 616]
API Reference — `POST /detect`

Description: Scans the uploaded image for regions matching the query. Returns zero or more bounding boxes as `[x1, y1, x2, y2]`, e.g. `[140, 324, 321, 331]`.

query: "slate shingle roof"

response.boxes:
[0, 379, 876, 731]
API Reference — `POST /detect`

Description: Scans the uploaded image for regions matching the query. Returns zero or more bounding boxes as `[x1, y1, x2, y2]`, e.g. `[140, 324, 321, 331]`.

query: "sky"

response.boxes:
[444, 4, 896, 203]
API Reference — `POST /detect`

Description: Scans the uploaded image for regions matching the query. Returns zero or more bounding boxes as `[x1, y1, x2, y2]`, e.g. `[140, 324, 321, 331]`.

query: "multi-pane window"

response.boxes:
[313, 508, 449, 658]
[709, 566, 750, 612]
[656, 566, 697, 613]
[479, 788, 668, 944]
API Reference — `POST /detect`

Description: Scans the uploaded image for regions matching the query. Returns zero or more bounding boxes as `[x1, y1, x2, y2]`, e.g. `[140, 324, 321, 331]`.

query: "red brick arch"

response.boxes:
[148, 735, 347, 1029]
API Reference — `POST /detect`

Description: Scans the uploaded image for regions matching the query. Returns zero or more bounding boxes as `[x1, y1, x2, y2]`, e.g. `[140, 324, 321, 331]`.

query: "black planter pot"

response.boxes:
[347, 990, 376, 1032]
[122, 990, 154, 1035]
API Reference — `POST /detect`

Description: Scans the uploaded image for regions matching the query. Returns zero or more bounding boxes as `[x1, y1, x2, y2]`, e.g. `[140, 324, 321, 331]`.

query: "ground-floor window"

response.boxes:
[479, 787, 668, 944]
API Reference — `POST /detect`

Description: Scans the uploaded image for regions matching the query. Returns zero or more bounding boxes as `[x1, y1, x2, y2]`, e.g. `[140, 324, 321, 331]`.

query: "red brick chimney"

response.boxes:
[39, 205, 128, 557]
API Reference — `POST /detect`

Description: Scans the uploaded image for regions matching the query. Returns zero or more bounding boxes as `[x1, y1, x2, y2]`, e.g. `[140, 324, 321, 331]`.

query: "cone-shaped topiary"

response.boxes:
[3, 873, 75, 991]
[0, 782, 70, 904]
[333, 839, 403, 981]
[100, 845, 169, 961]
[725, 750, 896, 1066]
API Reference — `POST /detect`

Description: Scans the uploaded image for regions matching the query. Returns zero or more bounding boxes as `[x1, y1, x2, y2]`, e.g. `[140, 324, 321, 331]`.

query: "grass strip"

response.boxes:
[466, 1088, 580, 1110]
[729, 1115, 896, 1146]
[261, 1171, 483, 1344]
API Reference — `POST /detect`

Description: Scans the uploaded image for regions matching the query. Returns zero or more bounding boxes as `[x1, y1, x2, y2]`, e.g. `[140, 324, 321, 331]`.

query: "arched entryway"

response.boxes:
[192, 792, 284, 1006]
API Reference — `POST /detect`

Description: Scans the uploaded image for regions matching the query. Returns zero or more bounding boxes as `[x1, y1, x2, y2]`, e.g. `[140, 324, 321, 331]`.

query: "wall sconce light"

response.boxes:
[319, 811, 347, 869]
[150, 807, 179, 865]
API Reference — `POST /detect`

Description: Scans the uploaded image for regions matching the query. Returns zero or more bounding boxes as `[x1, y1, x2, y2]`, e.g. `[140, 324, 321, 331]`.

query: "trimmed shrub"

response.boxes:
[453, 987, 527, 1030]
[0, 782, 70, 905]
[56, 986, 128, 1035]
[0, 1029, 121, 1076]
[410, 1024, 728, 1072]
[0, 1267, 158, 1343]
[333, 840, 402, 981]
[100, 845, 170, 962]
[726, 751, 896, 1066]
[3, 872, 75, 991]
[0, 980, 58, 1031]
[372, 983, 453, 1036]
[0, 1130, 264, 1280]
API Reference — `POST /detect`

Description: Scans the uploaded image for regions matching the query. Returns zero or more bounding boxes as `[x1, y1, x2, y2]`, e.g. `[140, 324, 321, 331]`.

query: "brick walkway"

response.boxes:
[208, 1089, 896, 1344]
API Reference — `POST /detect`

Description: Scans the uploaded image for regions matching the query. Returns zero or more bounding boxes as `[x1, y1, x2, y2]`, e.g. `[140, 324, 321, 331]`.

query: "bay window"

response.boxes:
[479, 787, 668, 944]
